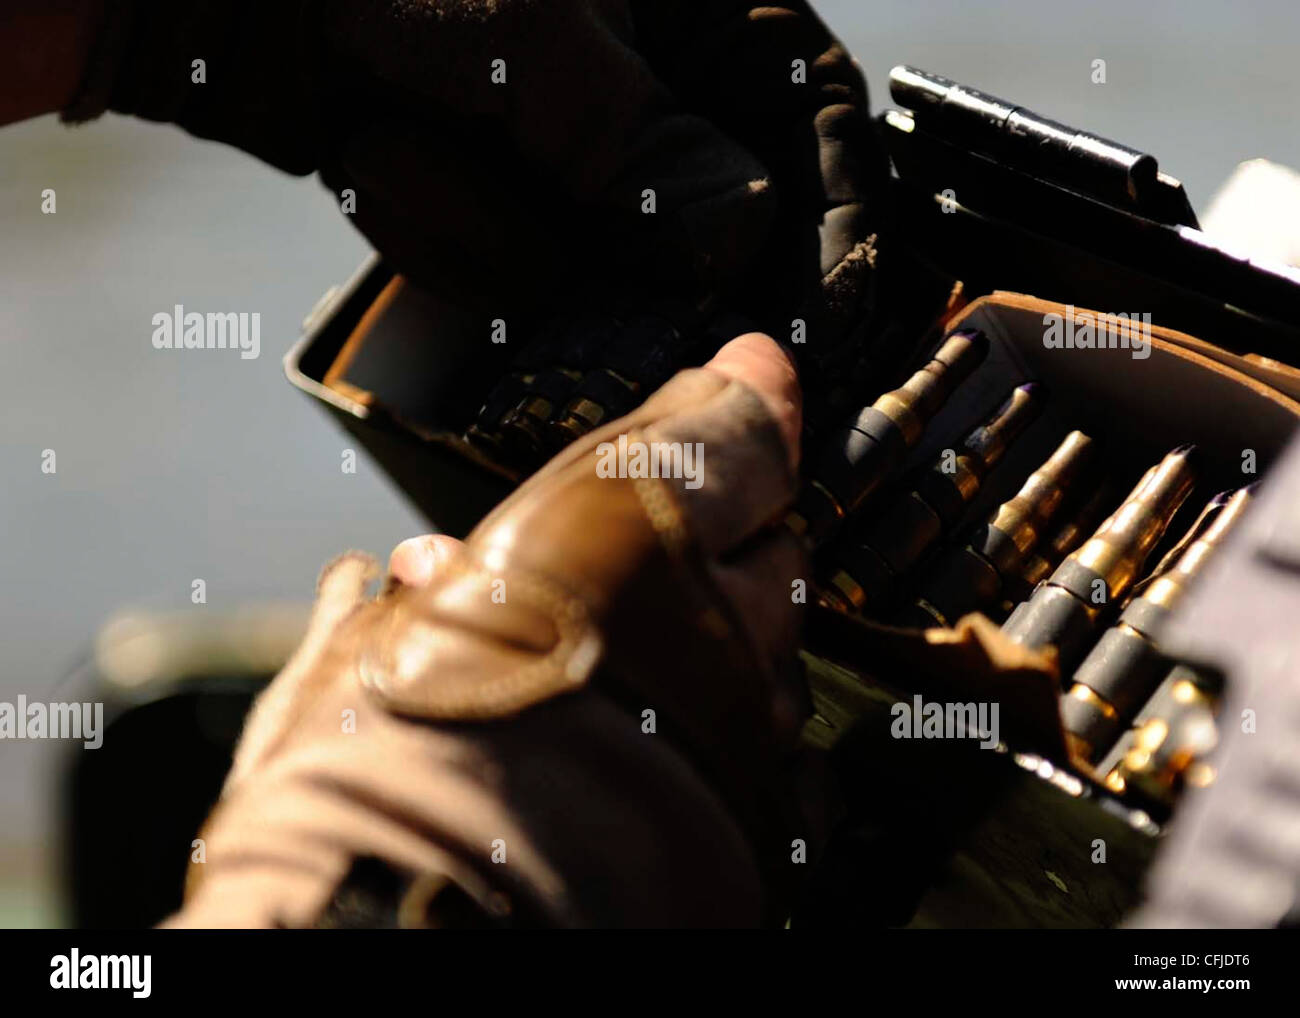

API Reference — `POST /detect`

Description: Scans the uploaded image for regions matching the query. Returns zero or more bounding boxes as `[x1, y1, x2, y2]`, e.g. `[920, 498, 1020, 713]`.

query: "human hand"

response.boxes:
[175, 331, 814, 928]
[68, 1, 886, 337]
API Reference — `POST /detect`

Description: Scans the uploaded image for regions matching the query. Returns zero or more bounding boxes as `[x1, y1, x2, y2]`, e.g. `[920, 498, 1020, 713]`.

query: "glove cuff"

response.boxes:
[61, 0, 135, 123]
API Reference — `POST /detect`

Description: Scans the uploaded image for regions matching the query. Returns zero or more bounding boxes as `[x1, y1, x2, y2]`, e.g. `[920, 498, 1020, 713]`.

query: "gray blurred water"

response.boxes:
[2, 0, 1298, 925]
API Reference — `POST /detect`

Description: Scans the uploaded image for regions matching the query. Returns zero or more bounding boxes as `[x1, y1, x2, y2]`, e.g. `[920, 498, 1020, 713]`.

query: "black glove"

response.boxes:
[67, 1, 889, 340]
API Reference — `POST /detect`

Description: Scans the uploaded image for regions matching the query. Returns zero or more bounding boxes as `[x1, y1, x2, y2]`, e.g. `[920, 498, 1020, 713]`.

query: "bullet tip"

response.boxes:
[941, 328, 989, 357]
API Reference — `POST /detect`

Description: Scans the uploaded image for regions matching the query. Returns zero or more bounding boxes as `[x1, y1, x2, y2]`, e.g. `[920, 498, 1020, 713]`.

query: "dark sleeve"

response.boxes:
[63, 1, 326, 175]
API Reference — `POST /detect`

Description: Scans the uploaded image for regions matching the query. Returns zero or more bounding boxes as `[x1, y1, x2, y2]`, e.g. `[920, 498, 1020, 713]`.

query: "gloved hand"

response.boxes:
[67, 1, 887, 339]
[170, 332, 817, 928]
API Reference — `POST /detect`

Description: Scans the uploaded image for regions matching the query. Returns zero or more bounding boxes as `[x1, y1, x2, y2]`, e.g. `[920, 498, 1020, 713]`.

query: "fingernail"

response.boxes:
[390, 539, 438, 586]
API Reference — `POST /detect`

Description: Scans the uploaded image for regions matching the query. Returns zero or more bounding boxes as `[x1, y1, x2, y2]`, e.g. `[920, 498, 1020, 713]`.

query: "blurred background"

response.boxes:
[3, 0, 1299, 926]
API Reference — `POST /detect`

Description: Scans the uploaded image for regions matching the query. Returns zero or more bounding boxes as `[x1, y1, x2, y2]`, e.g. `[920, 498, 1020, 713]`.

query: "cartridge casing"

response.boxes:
[1006, 480, 1118, 608]
[824, 382, 1044, 613]
[1063, 488, 1253, 761]
[1002, 445, 1197, 672]
[1100, 665, 1220, 805]
[906, 430, 1093, 627]
[790, 329, 988, 545]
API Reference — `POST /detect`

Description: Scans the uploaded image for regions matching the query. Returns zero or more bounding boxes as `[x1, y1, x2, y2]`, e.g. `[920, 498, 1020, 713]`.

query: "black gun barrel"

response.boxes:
[889, 65, 1160, 209]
